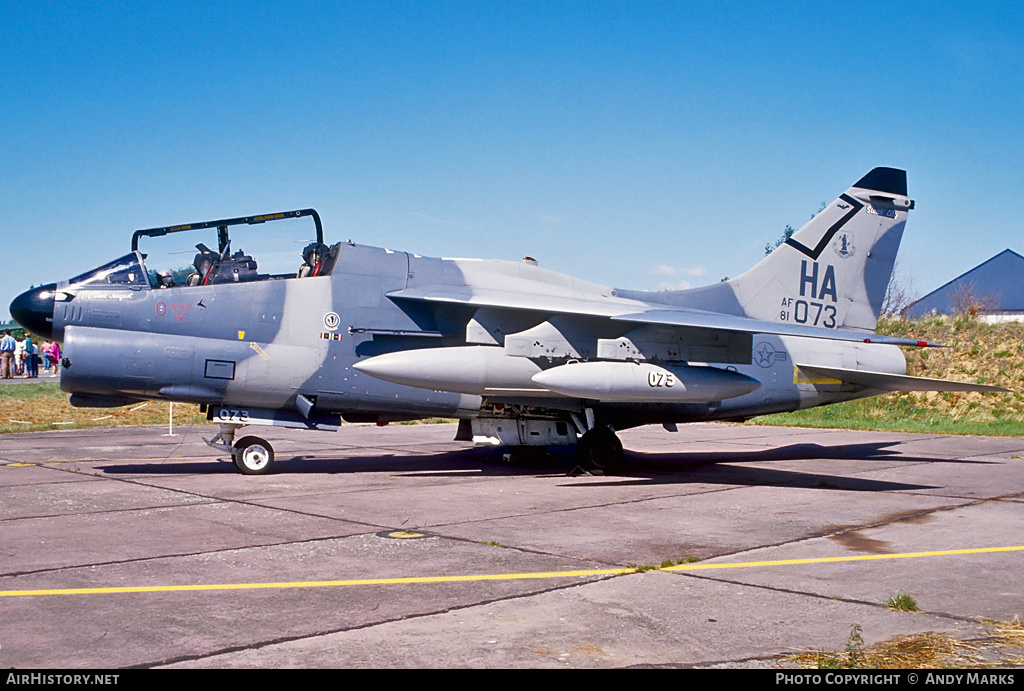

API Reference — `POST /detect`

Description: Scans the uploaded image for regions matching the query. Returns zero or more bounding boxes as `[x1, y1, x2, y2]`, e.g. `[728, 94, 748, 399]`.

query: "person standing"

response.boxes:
[41, 340, 52, 373]
[29, 339, 39, 378]
[48, 340, 61, 376]
[14, 337, 24, 376]
[0, 331, 15, 379]
[23, 334, 36, 378]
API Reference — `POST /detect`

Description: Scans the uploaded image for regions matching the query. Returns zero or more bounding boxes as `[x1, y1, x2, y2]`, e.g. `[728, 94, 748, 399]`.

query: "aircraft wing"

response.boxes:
[387, 288, 941, 348]
[795, 364, 1011, 393]
[387, 286, 642, 317]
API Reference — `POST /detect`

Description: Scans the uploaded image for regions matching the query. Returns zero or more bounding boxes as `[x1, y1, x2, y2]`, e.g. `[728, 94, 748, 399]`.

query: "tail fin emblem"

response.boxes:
[832, 233, 856, 260]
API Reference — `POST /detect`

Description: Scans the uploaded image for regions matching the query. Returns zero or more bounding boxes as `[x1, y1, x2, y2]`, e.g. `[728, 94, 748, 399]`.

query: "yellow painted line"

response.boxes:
[2, 546, 1021, 598]
[662, 545, 1024, 571]
[0, 568, 630, 597]
[0, 456, 209, 465]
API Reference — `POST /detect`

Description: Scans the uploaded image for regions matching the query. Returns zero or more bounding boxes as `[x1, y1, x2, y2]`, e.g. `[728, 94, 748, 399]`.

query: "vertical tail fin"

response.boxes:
[730, 167, 912, 331]
[641, 168, 914, 333]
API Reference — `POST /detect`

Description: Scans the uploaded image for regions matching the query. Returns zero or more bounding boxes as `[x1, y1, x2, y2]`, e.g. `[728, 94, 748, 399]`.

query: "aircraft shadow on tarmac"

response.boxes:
[93, 439, 991, 492]
[572, 440, 996, 491]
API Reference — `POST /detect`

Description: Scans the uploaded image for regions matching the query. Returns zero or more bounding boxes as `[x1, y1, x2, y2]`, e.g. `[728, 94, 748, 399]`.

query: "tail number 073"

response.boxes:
[780, 300, 837, 328]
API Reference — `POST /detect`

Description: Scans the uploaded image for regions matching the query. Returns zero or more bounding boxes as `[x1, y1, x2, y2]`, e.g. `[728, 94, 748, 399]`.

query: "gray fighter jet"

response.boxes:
[10, 168, 1008, 474]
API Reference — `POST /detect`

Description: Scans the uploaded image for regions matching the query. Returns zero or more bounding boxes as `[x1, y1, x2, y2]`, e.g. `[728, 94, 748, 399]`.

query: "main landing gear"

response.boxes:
[205, 423, 276, 475]
[575, 425, 624, 473]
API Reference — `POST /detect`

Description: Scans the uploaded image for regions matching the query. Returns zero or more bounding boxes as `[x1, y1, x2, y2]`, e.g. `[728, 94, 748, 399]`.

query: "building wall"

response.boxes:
[906, 249, 1024, 319]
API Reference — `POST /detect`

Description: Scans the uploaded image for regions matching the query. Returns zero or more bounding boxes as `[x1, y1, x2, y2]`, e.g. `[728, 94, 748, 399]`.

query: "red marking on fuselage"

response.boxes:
[170, 303, 190, 321]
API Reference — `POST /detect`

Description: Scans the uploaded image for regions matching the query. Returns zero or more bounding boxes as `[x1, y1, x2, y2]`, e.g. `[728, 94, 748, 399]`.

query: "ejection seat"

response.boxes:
[186, 243, 259, 285]
[297, 241, 340, 278]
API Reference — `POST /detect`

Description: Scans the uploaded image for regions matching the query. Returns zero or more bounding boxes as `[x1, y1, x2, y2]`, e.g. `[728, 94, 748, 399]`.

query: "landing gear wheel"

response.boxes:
[233, 436, 275, 475]
[576, 427, 624, 473]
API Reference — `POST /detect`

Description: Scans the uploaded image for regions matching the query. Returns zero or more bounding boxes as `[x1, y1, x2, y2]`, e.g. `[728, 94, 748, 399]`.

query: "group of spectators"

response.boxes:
[0, 331, 61, 379]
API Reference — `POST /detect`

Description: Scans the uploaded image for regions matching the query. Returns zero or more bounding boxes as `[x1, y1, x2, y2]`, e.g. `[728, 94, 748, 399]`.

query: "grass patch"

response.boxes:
[885, 592, 919, 612]
[626, 556, 702, 572]
[0, 382, 209, 434]
[661, 556, 701, 568]
[785, 630, 979, 669]
[751, 402, 1024, 437]
[627, 563, 658, 573]
[781, 619, 1024, 669]
[0, 383, 454, 435]
[813, 624, 866, 669]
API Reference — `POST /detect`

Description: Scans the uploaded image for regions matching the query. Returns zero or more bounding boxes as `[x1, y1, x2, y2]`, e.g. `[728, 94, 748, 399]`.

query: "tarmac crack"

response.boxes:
[137, 573, 625, 669]
[669, 568, 992, 629]
[0, 532, 381, 578]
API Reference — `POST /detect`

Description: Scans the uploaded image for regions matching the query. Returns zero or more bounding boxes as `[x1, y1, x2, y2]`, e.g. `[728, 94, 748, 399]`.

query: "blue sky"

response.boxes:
[2, 1, 1022, 321]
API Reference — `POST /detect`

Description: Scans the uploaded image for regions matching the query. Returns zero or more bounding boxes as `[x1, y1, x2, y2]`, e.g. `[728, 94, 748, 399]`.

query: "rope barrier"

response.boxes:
[1, 402, 152, 426]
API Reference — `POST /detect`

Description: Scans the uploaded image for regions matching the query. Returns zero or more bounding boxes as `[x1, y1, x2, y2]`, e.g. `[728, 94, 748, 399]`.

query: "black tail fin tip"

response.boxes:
[854, 167, 907, 196]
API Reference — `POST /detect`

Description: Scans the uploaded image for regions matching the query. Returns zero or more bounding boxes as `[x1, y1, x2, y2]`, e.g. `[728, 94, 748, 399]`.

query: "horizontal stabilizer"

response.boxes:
[390, 289, 944, 348]
[795, 364, 1010, 393]
[612, 309, 944, 348]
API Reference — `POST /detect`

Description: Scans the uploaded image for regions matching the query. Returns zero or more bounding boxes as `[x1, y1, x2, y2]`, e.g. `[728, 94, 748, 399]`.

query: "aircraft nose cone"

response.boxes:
[10, 283, 56, 340]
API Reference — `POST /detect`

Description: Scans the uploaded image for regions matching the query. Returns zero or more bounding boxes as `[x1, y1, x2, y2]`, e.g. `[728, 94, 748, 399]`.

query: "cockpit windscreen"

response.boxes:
[68, 254, 150, 288]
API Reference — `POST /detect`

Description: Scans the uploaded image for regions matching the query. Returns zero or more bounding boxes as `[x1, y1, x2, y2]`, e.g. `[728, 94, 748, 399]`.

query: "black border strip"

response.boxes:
[784, 194, 864, 260]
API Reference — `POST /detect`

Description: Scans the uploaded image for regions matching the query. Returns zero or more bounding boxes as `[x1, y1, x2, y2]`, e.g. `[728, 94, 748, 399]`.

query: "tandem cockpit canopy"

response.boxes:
[67, 253, 150, 289]
[114, 208, 340, 289]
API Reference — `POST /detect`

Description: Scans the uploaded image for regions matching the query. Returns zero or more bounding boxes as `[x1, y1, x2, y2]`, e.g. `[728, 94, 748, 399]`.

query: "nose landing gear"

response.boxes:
[205, 422, 276, 475]
[232, 436, 275, 475]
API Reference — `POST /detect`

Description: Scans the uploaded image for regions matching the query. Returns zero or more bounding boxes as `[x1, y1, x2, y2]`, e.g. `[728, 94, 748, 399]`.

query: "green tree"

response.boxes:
[764, 224, 795, 256]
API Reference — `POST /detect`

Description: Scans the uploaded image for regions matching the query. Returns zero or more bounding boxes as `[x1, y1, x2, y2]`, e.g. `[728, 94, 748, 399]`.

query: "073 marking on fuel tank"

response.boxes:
[648, 371, 675, 388]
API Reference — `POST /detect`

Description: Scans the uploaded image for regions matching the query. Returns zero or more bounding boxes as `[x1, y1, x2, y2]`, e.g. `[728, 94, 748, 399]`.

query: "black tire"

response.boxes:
[576, 427, 624, 473]
[233, 436, 275, 475]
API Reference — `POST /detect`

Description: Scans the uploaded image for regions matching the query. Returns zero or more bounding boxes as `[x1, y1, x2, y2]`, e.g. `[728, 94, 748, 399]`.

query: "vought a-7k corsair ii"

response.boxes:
[10, 168, 1008, 474]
